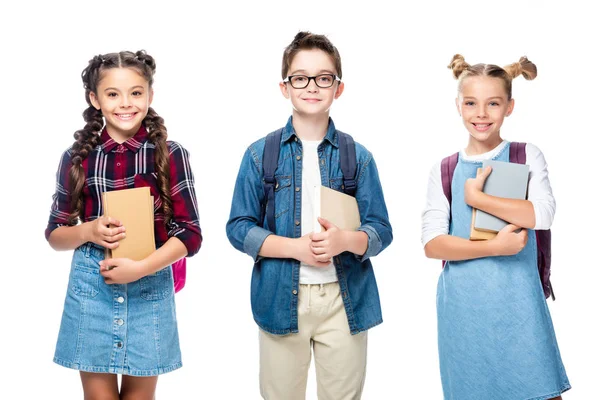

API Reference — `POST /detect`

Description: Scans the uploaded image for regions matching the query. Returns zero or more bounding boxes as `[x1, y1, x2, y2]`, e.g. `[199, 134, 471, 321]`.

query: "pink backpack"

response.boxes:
[172, 258, 186, 293]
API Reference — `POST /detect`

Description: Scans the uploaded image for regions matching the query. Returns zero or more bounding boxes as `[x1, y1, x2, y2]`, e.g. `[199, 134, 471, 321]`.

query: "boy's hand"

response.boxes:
[464, 166, 492, 207]
[85, 216, 126, 249]
[99, 258, 147, 284]
[294, 234, 331, 268]
[491, 224, 528, 256]
[310, 217, 346, 263]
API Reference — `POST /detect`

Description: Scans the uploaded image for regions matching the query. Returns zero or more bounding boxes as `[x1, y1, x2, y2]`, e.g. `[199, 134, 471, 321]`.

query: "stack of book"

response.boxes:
[470, 160, 530, 240]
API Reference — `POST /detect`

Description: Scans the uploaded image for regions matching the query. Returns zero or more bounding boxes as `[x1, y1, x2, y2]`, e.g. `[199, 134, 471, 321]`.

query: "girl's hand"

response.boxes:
[464, 166, 492, 207]
[85, 216, 126, 249]
[294, 234, 331, 268]
[310, 218, 346, 263]
[491, 224, 528, 256]
[99, 258, 146, 285]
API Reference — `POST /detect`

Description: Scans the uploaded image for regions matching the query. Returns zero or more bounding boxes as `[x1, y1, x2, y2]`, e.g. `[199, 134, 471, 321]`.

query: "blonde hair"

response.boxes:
[448, 54, 537, 99]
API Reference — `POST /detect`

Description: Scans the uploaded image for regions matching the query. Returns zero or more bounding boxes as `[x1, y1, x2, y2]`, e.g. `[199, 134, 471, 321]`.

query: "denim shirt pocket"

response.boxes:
[71, 262, 100, 298]
[328, 177, 345, 192]
[274, 175, 292, 219]
[140, 267, 173, 301]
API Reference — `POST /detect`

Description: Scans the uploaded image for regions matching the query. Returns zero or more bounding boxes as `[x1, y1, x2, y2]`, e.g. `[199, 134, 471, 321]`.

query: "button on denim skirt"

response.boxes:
[53, 243, 182, 376]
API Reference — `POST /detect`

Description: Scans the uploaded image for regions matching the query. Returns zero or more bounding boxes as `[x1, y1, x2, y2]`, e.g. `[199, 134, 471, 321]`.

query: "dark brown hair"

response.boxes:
[448, 54, 537, 99]
[69, 50, 172, 225]
[281, 32, 342, 79]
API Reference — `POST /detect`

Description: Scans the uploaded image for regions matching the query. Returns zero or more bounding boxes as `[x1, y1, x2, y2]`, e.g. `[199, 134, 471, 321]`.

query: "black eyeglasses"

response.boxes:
[283, 74, 341, 89]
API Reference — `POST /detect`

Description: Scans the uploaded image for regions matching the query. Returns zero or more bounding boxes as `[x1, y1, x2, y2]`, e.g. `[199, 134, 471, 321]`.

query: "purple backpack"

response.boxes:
[441, 142, 555, 300]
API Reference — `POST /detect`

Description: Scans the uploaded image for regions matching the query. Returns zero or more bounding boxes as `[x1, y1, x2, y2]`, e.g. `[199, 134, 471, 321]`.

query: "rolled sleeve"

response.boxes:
[167, 142, 202, 257]
[243, 226, 272, 261]
[45, 149, 74, 240]
[353, 150, 393, 261]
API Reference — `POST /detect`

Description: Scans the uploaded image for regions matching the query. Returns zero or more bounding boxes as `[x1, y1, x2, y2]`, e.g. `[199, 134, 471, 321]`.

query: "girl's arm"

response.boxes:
[424, 224, 528, 260]
[48, 217, 125, 251]
[421, 162, 526, 261]
[464, 144, 556, 230]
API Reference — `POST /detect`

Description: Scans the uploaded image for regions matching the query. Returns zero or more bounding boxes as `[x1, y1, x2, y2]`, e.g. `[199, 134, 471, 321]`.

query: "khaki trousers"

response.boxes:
[259, 282, 368, 400]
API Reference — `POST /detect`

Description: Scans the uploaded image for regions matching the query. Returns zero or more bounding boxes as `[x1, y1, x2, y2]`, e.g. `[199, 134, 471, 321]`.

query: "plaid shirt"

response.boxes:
[46, 126, 202, 256]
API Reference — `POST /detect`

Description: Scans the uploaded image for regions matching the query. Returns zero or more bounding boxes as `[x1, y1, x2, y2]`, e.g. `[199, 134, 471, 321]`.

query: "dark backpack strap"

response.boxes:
[509, 141, 555, 300]
[261, 129, 283, 232]
[509, 142, 527, 164]
[440, 152, 459, 268]
[337, 131, 357, 196]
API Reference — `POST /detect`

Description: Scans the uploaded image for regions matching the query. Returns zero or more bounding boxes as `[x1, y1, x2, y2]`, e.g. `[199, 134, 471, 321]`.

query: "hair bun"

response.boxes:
[505, 56, 537, 80]
[135, 50, 156, 71]
[448, 54, 470, 79]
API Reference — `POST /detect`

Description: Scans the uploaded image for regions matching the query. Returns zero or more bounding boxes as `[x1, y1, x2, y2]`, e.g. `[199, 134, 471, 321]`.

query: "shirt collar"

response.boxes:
[101, 125, 149, 153]
[281, 116, 338, 147]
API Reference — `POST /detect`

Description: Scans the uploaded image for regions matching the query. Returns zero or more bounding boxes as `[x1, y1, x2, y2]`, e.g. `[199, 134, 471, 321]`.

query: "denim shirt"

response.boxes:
[226, 117, 393, 335]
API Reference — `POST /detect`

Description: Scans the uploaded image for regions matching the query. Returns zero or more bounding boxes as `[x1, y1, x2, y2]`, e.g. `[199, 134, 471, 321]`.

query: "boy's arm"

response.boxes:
[352, 152, 393, 261]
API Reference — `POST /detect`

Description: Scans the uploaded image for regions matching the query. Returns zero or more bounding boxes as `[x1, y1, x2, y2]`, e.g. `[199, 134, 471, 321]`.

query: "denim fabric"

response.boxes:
[226, 117, 392, 335]
[437, 143, 570, 399]
[54, 243, 182, 376]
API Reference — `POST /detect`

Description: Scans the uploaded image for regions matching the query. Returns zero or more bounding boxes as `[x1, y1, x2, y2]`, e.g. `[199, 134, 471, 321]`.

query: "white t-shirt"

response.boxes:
[421, 141, 556, 247]
[300, 140, 338, 284]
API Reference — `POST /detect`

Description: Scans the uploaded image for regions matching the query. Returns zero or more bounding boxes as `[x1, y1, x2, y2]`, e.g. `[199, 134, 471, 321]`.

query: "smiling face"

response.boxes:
[279, 48, 344, 118]
[89, 67, 153, 143]
[456, 75, 514, 149]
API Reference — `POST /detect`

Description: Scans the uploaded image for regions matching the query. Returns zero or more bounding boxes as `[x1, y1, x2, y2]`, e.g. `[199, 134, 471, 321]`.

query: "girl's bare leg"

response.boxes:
[80, 372, 119, 400]
[120, 375, 158, 400]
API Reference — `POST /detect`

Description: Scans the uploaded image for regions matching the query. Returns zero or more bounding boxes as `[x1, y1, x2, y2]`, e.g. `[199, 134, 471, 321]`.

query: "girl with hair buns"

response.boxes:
[46, 50, 201, 399]
[421, 55, 570, 399]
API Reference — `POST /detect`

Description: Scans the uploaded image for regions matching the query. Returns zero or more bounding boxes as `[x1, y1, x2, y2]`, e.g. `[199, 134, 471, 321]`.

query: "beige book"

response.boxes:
[469, 207, 497, 241]
[102, 187, 156, 261]
[313, 185, 361, 233]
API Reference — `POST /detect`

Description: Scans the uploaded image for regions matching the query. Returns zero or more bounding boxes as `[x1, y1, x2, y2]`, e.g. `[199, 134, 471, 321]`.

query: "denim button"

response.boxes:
[295, 187, 300, 192]
[116, 319, 124, 326]
[117, 296, 124, 303]
[295, 220, 300, 226]
[296, 155, 301, 161]
[320, 159, 325, 165]
[292, 290, 298, 295]
[116, 341, 123, 348]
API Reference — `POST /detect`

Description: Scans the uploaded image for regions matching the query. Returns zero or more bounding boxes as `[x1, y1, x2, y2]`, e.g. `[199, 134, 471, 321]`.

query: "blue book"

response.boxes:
[472, 159, 530, 235]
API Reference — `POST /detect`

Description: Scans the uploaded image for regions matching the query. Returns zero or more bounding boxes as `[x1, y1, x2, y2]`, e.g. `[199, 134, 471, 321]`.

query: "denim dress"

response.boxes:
[53, 243, 181, 376]
[437, 143, 570, 399]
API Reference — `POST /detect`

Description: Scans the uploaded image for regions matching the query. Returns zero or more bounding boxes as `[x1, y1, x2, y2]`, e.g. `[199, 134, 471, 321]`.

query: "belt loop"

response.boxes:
[84, 242, 91, 258]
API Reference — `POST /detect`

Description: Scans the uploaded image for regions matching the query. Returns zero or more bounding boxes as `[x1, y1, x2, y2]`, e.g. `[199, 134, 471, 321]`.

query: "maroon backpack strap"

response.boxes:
[440, 152, 459, 267]
[509, 141, 555, 300]
[509, 142, 527, 164]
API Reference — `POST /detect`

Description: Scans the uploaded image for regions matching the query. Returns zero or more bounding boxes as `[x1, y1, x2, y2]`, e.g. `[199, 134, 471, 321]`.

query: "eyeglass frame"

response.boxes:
[282, 74, 342, 89]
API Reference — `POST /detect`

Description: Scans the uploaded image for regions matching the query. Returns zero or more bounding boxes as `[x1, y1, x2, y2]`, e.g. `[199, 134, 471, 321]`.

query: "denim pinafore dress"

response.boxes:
[54, 242, 181, 376]
[437, 143, 570, 399]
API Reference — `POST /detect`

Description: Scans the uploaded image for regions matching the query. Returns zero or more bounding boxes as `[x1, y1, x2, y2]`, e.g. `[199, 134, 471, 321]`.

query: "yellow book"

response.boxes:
[314, 185, 361, 233]
[102, 187, 156, 261]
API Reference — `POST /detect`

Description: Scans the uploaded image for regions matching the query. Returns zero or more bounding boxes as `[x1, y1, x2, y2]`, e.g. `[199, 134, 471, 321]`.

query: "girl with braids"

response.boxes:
[45, 50, 201, 399]
[421, 55, 570, 399]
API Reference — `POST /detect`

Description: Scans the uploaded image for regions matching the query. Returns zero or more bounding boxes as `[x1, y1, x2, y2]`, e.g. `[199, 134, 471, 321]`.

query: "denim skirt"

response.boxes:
[53, 242, 182, 376]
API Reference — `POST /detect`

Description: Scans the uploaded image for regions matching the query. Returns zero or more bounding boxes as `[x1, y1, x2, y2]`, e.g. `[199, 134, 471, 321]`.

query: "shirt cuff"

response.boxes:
[45, 223, 66, 241]
[171, 228, 202, 257]
[243, 226, 272, 261]
[356, 225, 382, 262]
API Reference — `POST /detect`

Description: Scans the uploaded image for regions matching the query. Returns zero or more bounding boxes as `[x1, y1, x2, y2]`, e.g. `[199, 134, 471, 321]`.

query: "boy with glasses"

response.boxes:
[226, 32, 392, 400]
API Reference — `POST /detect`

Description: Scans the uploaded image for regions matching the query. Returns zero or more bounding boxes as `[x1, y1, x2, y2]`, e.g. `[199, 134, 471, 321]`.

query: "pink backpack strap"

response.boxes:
[440, 152, 459, 267]
[509, 142, 527, 164]
[172, 258, 187, 293]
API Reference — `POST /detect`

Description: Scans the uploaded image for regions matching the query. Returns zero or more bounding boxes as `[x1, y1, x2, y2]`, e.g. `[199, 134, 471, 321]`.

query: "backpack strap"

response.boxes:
[509, 141, 555, 300]
[509, 142, 527, 164]
[440, 152, 459, 268]
[261, 129, 283, 232]
[337, 131, 357, 196]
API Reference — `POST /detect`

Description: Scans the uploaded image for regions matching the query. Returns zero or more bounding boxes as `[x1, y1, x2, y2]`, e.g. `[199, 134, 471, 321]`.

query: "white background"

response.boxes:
[0, 0, 598, 398]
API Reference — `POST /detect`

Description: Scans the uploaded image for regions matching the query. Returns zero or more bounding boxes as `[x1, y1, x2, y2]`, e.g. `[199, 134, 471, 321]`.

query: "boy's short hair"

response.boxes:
[281, 32, 342, 80]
